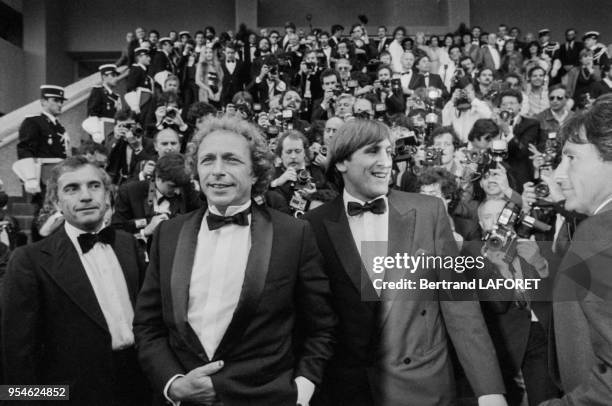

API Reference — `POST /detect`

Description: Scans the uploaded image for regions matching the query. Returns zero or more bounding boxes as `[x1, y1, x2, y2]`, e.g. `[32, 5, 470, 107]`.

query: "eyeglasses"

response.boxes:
[549, 95, 565, 101]
[337, 66, 350, 71]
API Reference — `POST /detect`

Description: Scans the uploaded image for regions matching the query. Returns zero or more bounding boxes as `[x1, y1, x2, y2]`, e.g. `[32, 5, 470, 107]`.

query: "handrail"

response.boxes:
[0, 66, 128, 149]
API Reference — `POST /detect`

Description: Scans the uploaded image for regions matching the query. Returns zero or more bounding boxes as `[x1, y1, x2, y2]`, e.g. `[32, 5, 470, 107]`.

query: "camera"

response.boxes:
[490, 139, 508, 162]
[423, 147, 443, 166]
[124, 123, 144, 137]
[380, 79, 390, 89]
[305, 62, 315, 71]
[164, 106, 178, 119]
[484, 201, 552, 258]
[207, 71, 219, 93]
[393, 132, 419, 162]
[318, 145, 328, 157]
[499, 109, 514, 122]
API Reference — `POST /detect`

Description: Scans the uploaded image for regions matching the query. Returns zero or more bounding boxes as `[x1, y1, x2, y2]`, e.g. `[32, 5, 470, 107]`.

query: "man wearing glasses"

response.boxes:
[536, 84, 574, 136]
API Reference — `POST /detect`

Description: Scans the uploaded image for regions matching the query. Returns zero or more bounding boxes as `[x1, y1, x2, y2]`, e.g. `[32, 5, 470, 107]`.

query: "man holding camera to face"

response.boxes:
[442, 77, 493, 143]
[291, 50, 324, 103]
[247, 57, 287, 106]
[311, 69, 343, 121]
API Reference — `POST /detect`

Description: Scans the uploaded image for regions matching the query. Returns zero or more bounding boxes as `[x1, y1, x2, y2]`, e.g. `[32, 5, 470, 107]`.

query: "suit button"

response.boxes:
[421, 310, 427, 316]
[403, 357, 411, 365]
[599, 363, 607, 374]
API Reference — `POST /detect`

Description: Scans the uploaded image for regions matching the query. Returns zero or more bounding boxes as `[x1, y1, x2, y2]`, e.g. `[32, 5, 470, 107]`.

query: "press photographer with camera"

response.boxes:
[311, 68, 342, 121]
[247, 57, 288, 106]
[277, 89, 311, 134]
[150, 91, 189, 138]
[270, 130, 333, 217]
[291, 50, 324, 104]
[372, 64, 406, 116]
[495, 89, 542, 191]
[442, 77, 493, 142]
[310, 116, 344, 170]
[106, 110, 156, 185]
[473, 198, 558, 406]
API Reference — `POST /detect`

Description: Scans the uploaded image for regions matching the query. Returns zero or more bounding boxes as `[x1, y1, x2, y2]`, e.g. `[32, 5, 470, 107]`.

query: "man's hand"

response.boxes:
[168, 361, 224, 404]
[140, 160, 156, 179]
[294, 376, 315, 406]
[155, 106, 168, 124]
[274, 167, 298, 187]
[143, 213, 169, 237]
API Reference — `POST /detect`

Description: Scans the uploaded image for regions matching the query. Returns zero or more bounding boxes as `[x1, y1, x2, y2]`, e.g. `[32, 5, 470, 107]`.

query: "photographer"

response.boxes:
[495, 89, 542, 191]
[473, 198, 558, 406]
[310, 116, 344, 170]
[278, 90, 311, 134]
[442, 77, 493, 143]
[247, 57, 288, 106]
[106, 110, 156, 185]
[372, 64, 406, 116]
[150, 91, 188, 138]
[290, 50, 323, 103]
[270, 130, 334, 216]
[311, 68, 342, 121]
[112, 152, 202, 241]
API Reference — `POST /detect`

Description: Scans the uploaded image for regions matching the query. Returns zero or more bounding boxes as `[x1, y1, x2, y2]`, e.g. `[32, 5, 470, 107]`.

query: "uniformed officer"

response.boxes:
[150, 37, 176, 78]
[583, 31, 610, 69]
[17, 85, 69, 161]
[87, 64, 122, 118]
[539, 29, 560, 60]
[126, 47, 153, 92]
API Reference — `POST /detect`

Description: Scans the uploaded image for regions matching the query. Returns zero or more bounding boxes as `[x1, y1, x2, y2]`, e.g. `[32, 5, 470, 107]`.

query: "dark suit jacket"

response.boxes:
[126, 64, 153, 93]
[133, 205, 337, 405]
[86, 86, 120, 118]
[540, 201, 612, 405]
[111, 180, 203, 234]
[150, 51, 176, 77]
[412, 73, 449, 99]
[291, 68, 324, 101]
[476, 46, 501, 72]
[105, 137, 156, 185]
[507, 116, 542, 192]
[17, 114, 67, 159]
[1, 227, 149, 405]
[305, 191, 504, 406]
[220, 60, 247, 105]
[558, 41, 583, 68]
[246, 78, 285, 105]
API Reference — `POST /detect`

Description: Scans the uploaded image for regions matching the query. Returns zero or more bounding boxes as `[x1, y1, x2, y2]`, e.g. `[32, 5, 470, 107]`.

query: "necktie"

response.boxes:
[77, 227, 116, 254]
[347, 198, 387, 216]
[206, 209, 250, 230]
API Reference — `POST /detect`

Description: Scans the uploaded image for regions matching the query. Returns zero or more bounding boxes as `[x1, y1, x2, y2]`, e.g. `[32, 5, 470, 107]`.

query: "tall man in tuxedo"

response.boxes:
[305, 119, 507, 406]
[2, 156, 150, 405]
[220, 43, 247, 106]
[133, 116, 336, 406]
[540, 94, 612, 405]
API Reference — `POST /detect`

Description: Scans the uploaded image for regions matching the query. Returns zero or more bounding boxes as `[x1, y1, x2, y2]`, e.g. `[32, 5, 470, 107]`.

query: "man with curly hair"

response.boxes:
[134, 116, 336, 406]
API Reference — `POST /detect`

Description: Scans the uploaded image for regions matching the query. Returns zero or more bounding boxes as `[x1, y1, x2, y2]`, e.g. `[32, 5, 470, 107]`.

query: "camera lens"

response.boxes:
[486, 236, 504, 251]
[534, 182, 550, 198]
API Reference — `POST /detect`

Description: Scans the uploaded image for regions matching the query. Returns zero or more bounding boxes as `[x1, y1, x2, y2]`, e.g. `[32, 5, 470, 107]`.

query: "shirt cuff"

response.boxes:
[163, 374, 185, 406]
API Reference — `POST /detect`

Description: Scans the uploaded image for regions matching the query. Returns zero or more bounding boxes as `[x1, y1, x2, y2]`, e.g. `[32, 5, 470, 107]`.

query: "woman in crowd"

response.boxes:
[501, 39, 524, 75]
[195, 44, 224, 107]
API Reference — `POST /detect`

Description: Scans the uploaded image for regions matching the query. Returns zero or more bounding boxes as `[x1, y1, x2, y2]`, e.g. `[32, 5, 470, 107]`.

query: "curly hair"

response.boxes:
[190, 116, 275, 196]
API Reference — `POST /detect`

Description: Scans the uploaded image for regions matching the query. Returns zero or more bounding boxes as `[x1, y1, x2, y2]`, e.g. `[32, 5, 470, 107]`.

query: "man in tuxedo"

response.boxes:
[220, 43, 247, 106]
[291, 50, 324, 103]
[246, 58, 287, 106]
[112, 152, 202, 239]
[374, 26, 390, 56]
[150, 37, 176, 77]
[87, 64, 122, 119]
[540, 94, 612, 405]
[398, 51, 418, 96]
[304, 119, 507, 406]
[558, 29, 583, 76]
[413, 55, 449, 100]
[128, 26, 147, 65]
[126, 47, 153, 93]
[2, 156, 150, 405]
[477, 33, 502, 73]
[133, 116, 336, 405]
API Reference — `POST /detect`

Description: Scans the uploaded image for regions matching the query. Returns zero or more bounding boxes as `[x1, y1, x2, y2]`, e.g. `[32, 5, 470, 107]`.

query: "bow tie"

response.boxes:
[402, 71, 412, 76]
[347, 198, 387, 216]
[77, 227, 115, 254]
[206, 209, 250, 230]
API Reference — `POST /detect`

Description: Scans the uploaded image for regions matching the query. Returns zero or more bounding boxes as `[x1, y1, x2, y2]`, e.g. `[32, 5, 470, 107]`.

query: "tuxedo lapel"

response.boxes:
[214, 205, 273, 359]
[379, 191, 416, 325]
[42, 229, 108, 332]
[170, 208, 208, 359]
[323, 196, 380, 303]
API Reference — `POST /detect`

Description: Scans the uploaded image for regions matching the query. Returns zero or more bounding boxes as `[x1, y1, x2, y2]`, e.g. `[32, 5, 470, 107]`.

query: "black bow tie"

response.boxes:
[206, 209, 250, 230]
[77, 227, 115, 254]
[347, 198, 387, 216]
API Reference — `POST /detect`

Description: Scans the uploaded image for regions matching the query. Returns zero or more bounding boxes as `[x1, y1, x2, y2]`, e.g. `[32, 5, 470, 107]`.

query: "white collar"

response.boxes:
[593, 195, 612, 215]
[208, 200, 252, 217]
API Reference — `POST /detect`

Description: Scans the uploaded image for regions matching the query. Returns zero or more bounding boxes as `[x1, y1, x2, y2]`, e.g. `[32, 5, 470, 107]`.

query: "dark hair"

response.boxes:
[498, 89, 523, 104]
[232, 91, 254, 105]
[425, 126, 462, 149]
[548, 83, 567, 95]
[194, 30, 205, 37]
[79, 141, 108, 156]
[319, 31, 330, 38]
[527, 65, 546, 78]
[270, 29, 280, 37]
[417, 167, 459, 201]
[503, 72, 523, 84]
[331, 24, 344, 34]
[149, 29, 160, 37]
[559, 94, 612, 161]
[327, 119, 390, 189]
[376, 64, 393, 76]
[468, 119, 499, 142]
[191, 116, 274, 195]
[186, 102, 218, 124]
[46, 156, 112, 205]
[155, 152, 191, 186]
[320, 68, 341, 86]
[285, 22, 296, 30]
[392, 26, 406, 38]
[114, 109, 138, 123]
[157, 91, 181, 108]
[448, 44, 461, 54]
[204, 26, 216, 36]
[527, 41, 541, 55]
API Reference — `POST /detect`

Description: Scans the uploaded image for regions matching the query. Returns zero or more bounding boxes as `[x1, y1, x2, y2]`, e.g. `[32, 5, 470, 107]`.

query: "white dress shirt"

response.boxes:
[188, 201, 252, 359]
[64, 222, 135, 350]
[400, 70, 414, 94]
[487, 45, 501, 70]
[226, 60, 236, 75]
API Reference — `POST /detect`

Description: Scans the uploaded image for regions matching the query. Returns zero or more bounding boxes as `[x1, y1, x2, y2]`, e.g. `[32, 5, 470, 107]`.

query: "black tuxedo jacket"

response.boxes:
[126, 64, 153, 92]
[133, 205, 336, 405]
[150, 51, 176, 77]
[290, 68, 323, 101]
[413, 73, 450, 99]
[17, 114, 67, 159]
[87, 86, 120, 118]
[1, 228, 149, 405]
[111, 180, 203, 233]
[105, 137, 156, 185]
[220, 60, 247, 105]
[558, 41, 583, 67]
[507, 116, 542, 192]
[246, 78, 285, 105]
[305, 191, 504, 406]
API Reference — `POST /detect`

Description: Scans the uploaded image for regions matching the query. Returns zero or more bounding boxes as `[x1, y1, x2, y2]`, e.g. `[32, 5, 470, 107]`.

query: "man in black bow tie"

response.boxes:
[304, 119, 507, 406]
[2, 156, 151, 405]
[134, 116, 336, 406]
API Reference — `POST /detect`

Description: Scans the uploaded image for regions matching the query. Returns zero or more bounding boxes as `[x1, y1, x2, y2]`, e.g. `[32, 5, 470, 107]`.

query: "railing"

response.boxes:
[0, 67, 127, 196]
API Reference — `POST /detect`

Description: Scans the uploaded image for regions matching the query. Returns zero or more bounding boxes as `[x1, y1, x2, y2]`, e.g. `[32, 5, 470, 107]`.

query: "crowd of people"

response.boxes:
[2, 17, 612, 406]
